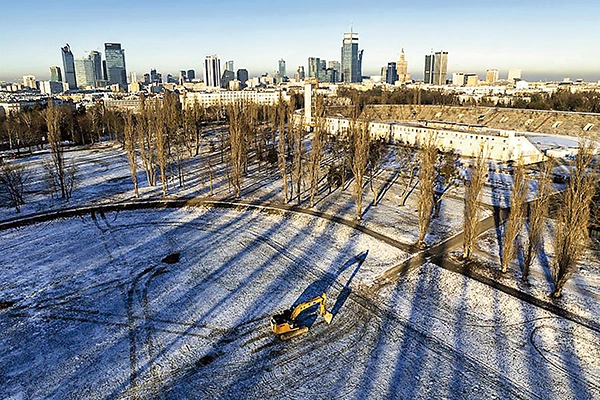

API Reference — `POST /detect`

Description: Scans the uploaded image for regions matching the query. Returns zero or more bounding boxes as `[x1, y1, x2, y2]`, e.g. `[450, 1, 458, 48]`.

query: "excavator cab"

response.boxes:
[270, 293, 333, 340]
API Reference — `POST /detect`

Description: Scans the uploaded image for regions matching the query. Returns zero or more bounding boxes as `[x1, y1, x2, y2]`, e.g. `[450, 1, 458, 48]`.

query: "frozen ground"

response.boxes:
[1, 142, 599, 399]
[0, 209, 598, 399]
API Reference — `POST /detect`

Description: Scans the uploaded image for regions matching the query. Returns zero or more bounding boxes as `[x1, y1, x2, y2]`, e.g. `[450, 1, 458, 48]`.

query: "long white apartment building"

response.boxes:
[181, 90, 289, 108]
[323, 117, 545, 164]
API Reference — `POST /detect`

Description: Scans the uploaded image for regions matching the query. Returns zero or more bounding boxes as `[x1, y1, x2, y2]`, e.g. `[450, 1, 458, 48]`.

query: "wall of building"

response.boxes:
[181, 90, 289, 108]
[322, 116, 545, 164]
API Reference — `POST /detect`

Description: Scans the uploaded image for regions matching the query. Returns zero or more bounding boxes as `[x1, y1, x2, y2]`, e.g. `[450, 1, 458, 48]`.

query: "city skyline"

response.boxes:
[0, 0, 599, 82]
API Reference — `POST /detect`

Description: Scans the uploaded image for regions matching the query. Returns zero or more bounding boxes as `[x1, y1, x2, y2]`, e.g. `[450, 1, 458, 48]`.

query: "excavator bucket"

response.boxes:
[323, 311, 333, 324]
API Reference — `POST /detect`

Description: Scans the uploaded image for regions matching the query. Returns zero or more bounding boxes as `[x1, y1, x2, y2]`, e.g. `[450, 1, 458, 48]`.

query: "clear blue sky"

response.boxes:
[0, 0, 598, 82]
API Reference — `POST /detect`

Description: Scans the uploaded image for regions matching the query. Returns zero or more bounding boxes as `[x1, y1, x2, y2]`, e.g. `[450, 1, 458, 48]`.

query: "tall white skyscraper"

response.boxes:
[204, 55, 221, 87]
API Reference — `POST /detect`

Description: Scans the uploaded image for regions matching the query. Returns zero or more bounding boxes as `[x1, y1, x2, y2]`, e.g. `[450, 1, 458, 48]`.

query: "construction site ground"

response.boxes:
[0, 141, 599, 399]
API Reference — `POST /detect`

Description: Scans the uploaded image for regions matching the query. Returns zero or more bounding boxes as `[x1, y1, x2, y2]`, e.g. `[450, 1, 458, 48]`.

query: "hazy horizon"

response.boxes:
[1, 0, 598, 83]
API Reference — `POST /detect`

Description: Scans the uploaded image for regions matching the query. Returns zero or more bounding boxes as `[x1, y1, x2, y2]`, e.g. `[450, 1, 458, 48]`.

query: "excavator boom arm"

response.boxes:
[290, 293, 328, 321]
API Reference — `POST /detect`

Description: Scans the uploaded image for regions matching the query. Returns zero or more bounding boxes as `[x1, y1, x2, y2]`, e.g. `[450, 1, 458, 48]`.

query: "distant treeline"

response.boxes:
[337, 87, 600, 113]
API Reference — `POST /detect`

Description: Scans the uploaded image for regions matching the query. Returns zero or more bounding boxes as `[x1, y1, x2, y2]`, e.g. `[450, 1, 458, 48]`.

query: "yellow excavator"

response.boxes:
[270, 293, 334, 340]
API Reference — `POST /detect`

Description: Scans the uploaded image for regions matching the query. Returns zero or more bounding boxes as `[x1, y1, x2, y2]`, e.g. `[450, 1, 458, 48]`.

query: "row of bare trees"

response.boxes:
[0, 102, 126, 154]
[0, 99, 78, 212]
[495, 143, 598, 297]
[393, 135, 597, 298]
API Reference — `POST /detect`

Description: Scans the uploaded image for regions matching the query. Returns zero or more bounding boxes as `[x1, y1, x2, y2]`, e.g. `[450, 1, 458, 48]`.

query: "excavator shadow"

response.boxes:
[270, 251, 369, 340]
[294, 250, 369, 328]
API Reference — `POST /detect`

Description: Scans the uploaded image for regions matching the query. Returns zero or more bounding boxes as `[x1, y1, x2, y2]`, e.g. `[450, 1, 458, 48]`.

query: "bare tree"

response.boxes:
[276, 101, 290, 203]
[45, 99, 75, 201]
[3, 115, 20, 152]
[307, 96, 325, 207]
[227, 101, 247, 198]
[123, 112, 139, 197]
[350, 120, 370, 220]
[152, 102, 168, 197]
[433, 150, 460, 218]
[368, 137, 387, 206]
[522, 160, 552, 281]
[163, 92, 186, 188]
[416, 135, 437, 246]
[289, 112, 304, 205]
[327, 129, 352, 191]
[501, 161, 528, 273]
[462, 147, 487, 260]
[396, 145, 419, 206]
[0, 161, 28, 213]
[137, 97, 157, 186]
[551, 143, 597, 297]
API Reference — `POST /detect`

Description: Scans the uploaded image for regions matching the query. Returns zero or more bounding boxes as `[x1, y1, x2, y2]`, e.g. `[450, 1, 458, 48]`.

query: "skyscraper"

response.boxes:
[328, 61, 341, 82]
[424, 51, 448, 85]
[187, 69, 196, 80]
[433, 51, 448, 85]
[89, 51, 103, 85]
[396, 49, 411, 83]
[102, 60, 108, 81]
[150, 69, 160, 83]
[221, 70, 235, 89]
[424, 54, 433, 84]
[49, 66, 62, 82]
[179, 70, 187, 84]
[61, 43, 77, 90]
[358, 50, 364, 82]
[236, 69, 248, 88]
[104, 43, 127, 89]
[341, 31, 361, 83]
[278, 59, 286, 78]
[74, 58, 95, 88]
[204, 55, 221, 87]
[225, 60, 234, 72]
[385, 62, 398, 84]
[318, 59, 327, 82]
[308, 57, 320, 78]
[296, 66, 305, 81]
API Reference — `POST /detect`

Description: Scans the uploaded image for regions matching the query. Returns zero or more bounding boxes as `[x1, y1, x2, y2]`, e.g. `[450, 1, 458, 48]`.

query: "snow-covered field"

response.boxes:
[1, 142, 599, 399]
[1, 209, 598, 399]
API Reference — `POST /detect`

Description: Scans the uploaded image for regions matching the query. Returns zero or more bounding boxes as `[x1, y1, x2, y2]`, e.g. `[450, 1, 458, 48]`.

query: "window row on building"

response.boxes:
[322, 117, 545, 164]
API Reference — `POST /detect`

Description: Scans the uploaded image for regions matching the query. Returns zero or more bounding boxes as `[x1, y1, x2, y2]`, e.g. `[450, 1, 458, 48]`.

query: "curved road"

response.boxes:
[1, 196, 597, 336]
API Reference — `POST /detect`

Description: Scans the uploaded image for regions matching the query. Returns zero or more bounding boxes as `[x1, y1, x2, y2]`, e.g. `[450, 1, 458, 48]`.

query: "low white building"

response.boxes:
[322, 117, 545, 164]
[181, 90, 289, 108]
